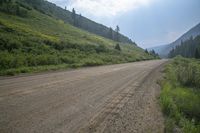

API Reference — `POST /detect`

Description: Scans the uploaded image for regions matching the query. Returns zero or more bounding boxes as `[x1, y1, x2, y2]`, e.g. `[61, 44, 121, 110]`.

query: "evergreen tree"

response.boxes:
[77, 14, 82, 28]
[0, 0, 5, 4]
[168, 35, 200, 58]
[71, 8, 76, 26]
[145, 49, 149, 54]
[151, 50, 156, 55]
[115, 43, 121, 51]
[149, 50, 159, 57]
[115, 25, 120, 42]
[16, 4, 20, 15]
[195, 48, 200, 59]
[0, 0, 12, 4]
[108, 27, 113, 40]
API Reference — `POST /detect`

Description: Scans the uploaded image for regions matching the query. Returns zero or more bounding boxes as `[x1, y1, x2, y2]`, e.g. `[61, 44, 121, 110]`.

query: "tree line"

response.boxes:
[71, 8, 121, 42]
[168, 35, 200, 59]
[145, 49, 160, 58]
[71, 8, 133, 44]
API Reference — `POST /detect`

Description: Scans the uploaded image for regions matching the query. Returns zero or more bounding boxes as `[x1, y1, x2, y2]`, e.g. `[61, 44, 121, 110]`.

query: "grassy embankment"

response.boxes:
[0, 6, 156, 76]
[160, 56, 200, 133]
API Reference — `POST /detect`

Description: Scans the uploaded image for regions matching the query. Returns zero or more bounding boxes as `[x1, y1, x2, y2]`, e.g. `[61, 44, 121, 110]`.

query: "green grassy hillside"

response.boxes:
[0, 2, 156, 75]
[15, 0, 134, 44]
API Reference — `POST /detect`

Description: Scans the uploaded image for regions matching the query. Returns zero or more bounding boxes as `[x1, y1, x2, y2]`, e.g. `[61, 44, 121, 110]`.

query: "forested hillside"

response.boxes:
[169, 35, 200, 58]
[14, 0, 134, 44]
[149, 23, 200, 58]
[0, 0, 156, 75]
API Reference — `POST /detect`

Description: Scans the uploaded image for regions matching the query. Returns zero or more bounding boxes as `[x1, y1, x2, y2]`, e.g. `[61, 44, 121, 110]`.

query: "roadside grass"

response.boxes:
[160, 56, 200, 133]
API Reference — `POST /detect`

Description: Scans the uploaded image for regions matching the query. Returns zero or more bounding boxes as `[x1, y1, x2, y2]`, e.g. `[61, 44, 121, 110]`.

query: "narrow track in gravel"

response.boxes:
[0, 60, 167, 133]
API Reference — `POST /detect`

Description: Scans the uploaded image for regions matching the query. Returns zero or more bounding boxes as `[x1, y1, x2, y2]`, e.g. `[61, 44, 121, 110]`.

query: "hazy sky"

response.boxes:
[48, 0, 200, 48]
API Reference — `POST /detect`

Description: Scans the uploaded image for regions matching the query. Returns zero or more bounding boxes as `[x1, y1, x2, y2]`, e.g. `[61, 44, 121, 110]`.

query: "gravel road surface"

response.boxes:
[0, 60, 167, 133]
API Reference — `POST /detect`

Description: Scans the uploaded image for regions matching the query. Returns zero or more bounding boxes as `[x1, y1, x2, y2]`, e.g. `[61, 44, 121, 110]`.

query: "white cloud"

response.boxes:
[49, 0, 153, 17]
[69, 0, 153, 16]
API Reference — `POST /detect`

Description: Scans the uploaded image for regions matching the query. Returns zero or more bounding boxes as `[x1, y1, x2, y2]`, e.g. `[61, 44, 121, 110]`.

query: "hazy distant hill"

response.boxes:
[149, 23, 200, 58]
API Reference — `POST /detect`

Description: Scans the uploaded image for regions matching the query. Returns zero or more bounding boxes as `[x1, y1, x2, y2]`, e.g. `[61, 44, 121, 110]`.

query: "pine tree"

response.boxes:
[115, 25, 120, 42]
[77, 14, 82, 28]
[71, 8, 76, 26]
[145, 49, 149, 54]
[195, 48, 200, 59]
[0, 0, 11, 4]
[108, 27, 113, 40]
[168, 35, 200, 58]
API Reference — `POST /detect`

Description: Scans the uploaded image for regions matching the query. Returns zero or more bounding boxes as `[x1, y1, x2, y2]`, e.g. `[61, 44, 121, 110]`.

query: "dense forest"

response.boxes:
[168, 35, 200, 58]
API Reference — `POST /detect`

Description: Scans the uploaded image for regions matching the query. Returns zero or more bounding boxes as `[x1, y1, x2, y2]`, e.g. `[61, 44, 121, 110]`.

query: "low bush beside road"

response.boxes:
[160, 56, 200, 133]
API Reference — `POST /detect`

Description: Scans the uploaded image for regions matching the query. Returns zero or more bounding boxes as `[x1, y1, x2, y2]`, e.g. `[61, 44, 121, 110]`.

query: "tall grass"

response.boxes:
[160, 56, 200, 133]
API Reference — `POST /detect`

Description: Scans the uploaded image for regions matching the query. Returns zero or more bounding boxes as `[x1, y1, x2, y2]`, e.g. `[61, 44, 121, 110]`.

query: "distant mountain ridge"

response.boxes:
[149, 23, 200, 58]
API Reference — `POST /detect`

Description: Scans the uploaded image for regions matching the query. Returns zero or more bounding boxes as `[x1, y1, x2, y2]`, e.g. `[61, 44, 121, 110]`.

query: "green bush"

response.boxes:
[95, 44, 108, 53]
[160, 57, 200, 133]
[0, 52, 14, 69]
[59, 56, 77, 64]
[173, 57, 200, 89]
[35, 55, 60, 66]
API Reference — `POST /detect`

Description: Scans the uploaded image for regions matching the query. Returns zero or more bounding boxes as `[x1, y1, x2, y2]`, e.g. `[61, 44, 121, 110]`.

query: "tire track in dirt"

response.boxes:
[0, 60, 167, 133]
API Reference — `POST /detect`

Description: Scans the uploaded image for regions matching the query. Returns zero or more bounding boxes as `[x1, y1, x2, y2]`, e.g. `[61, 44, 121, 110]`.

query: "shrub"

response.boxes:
[35, 55, 60, 66]
[0, 52, 14, 69]
[60, 56, 76, 64]
[115, 43, 121, 51]
[173, 57, 200, 89]
[160, 57, 200, 133]
[95, 44, 108, 53]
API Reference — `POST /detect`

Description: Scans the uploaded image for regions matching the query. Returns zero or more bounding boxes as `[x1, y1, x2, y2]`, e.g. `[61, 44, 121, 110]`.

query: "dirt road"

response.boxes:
[0, 60, 167, 133]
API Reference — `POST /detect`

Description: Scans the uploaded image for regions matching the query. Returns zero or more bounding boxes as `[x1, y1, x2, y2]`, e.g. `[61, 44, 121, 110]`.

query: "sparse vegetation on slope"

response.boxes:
[160, 56, 200, 133]
[0, 2, 156, 75]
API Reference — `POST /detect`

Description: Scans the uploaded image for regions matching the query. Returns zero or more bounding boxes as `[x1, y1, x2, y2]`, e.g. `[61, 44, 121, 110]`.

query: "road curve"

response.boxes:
[0, 60, 167, 133]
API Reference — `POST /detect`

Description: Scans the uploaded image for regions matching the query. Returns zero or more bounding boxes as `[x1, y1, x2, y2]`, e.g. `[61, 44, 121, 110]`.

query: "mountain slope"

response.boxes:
[16, 0, 134, 44]
[0, 1, 155, 75]
[149, 23, 200, 58]
[168, 35, 200, 58]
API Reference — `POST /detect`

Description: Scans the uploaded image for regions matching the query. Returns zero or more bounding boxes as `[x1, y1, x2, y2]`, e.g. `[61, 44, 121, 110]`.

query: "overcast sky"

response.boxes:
[48, 0, 200, 48]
